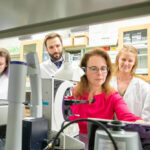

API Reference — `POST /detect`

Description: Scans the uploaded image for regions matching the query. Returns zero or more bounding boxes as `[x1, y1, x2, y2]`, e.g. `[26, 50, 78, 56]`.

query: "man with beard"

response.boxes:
[40, 33, 64, 78]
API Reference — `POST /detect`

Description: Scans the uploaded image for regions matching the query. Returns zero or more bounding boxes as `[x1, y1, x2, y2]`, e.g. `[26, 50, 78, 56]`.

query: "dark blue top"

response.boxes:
[51, 58, 64, 69]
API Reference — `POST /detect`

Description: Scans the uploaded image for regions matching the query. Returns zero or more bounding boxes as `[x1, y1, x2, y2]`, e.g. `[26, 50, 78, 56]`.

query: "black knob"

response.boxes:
[108, 120, 125, 131]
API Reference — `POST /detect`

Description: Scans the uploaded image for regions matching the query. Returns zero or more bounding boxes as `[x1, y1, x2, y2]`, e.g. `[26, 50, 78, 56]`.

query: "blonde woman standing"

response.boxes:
[110, 45, 150, 122]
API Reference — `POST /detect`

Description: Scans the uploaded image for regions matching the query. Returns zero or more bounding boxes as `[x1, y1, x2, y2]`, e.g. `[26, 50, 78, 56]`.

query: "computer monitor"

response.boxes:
[87, 119, 150, 150]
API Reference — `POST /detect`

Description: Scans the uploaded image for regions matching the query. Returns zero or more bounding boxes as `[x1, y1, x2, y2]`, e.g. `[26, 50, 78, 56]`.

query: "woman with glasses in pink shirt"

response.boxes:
[68, 48, 145, 133]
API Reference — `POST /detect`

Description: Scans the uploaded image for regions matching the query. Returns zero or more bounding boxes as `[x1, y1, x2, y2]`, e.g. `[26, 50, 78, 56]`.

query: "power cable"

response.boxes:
[43, 118, 118, 150]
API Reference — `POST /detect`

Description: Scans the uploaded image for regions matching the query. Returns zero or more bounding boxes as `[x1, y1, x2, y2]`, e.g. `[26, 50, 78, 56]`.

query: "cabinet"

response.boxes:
[118, 24, 150, 81]
[20, 40, 44, 63]
[20, 40, 44, 91]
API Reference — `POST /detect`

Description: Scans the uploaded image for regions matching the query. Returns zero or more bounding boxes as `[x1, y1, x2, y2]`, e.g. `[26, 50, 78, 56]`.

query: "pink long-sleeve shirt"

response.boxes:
[69, 91, 142, 133]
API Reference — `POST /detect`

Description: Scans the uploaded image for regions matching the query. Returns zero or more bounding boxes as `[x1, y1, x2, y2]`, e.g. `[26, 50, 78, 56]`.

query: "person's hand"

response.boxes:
[135, 120, 147, 124]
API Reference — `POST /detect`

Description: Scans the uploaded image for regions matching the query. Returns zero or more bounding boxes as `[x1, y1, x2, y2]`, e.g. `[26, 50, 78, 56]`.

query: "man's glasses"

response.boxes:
[87, 66, 109, 74]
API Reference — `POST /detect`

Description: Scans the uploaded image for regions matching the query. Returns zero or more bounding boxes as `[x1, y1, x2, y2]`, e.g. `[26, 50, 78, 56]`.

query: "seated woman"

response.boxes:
[110, 45, 150, 122]
[68, 48, 144, 134]
[0, 48, 11, 100]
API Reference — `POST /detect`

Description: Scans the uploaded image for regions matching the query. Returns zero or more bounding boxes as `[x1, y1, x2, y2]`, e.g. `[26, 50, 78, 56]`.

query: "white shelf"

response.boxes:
[138, 54, 147, 56]
[124, 43, 147, 49]
[124, 40, 147, 45]
[136, 68, 148, 75]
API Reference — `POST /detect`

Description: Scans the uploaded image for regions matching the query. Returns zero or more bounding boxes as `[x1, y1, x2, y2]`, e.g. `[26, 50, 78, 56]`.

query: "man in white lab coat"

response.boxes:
[40, 33, 64, 78]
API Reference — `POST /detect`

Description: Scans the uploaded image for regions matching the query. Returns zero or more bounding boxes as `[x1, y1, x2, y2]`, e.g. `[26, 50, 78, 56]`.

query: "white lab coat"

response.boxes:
[40, 59, 59, 78]
[110, 76, 150, 122]
[0, 73, 8, 100]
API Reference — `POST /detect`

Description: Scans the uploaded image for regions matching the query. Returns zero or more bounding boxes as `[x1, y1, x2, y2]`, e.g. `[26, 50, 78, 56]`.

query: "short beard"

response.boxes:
[49, 52, 62, 61]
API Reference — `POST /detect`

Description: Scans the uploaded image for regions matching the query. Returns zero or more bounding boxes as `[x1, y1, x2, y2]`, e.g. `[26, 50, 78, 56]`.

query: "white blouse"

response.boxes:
[110, 76, 150, 122]
[0, 73, 8, 100]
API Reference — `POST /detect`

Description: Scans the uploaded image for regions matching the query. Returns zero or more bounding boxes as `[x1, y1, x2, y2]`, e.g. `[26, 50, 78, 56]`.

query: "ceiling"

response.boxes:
[0, 0, 150, 38]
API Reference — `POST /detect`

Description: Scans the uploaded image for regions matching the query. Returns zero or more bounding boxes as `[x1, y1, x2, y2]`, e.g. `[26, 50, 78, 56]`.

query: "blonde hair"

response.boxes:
[114, 45, 138, 76]
[74, 48, 114, 98]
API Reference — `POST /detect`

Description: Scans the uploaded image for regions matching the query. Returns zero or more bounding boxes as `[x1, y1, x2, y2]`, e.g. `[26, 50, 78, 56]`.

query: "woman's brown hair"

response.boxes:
[74, 48, 114, 98]
[0, 48, 11, 74]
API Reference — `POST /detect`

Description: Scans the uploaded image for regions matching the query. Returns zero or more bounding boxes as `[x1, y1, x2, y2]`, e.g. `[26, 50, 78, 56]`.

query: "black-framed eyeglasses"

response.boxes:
[87, 66, 109, 74]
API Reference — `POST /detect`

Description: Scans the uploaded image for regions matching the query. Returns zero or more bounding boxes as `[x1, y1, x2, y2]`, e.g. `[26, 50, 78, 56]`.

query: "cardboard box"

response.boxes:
[73, 35, 88, 46]
[63, 37, 73, 47]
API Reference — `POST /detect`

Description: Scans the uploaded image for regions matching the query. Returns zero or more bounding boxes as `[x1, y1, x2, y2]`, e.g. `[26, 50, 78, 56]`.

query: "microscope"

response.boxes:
[5, 53, 48, 150]
[4, 52, 85, 150]
[42, 53, 85, 149]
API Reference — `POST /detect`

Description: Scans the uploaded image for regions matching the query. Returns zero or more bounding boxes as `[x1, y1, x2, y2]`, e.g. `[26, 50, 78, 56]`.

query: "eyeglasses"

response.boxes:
[87, 66, 109, 74]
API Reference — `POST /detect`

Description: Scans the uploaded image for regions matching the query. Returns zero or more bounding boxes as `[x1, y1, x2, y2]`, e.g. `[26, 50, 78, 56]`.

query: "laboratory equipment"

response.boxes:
[42, 52, 85, 149]
[5, 52, 48, 150]
[22, 52, 48, 150]
[0, 100, 7, 150]
[42, 78, 85, 149]
[0, 100, 8, 126]
[22, 117, 48, 150]
[26, 52, 42, 118]
[94, 121, 142, 150]
[55, 52, 84, 81]
[88, 119, 150, 150]
[5, 61, 27, 150]
[4, 51, 84, 150]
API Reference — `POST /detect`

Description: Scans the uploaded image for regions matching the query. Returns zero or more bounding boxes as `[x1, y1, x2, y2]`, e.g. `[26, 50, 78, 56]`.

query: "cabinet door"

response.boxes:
[42, 43, 49, 61]
[118, 24, 150, 81]
[20, 40, 43, 63]
[20, 40, 44, 90]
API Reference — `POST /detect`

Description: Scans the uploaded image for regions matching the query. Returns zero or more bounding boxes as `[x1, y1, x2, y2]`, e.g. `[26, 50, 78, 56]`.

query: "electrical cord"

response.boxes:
[61, 120, 67, 129]
[43, 118, 118, 150]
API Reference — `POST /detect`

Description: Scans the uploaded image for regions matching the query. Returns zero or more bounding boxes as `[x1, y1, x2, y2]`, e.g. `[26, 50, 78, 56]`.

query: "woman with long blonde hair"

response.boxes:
[111, 45, 150, 122]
